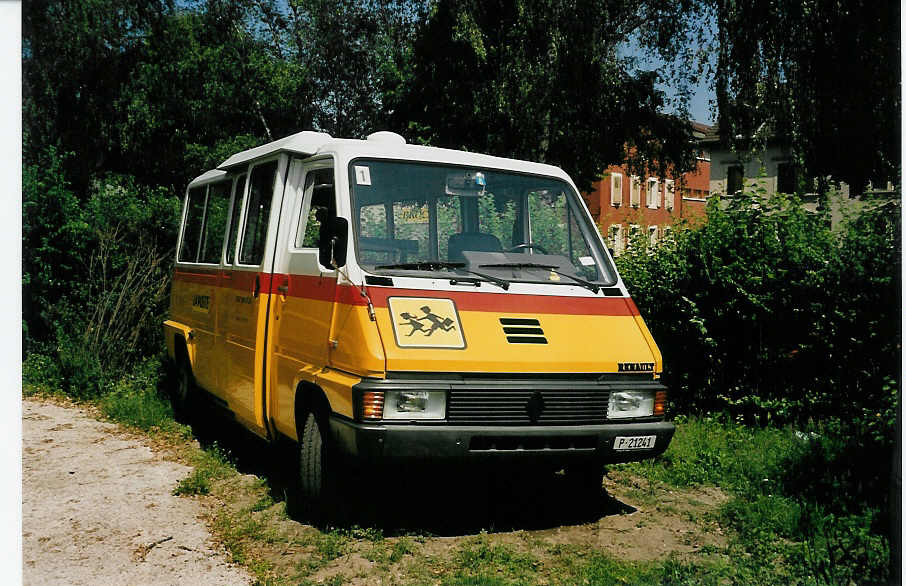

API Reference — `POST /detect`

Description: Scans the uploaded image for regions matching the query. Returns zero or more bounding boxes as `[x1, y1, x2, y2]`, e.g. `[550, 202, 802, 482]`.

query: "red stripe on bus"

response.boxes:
[172, 271, 638, 316]
[362, 286, 637, 316]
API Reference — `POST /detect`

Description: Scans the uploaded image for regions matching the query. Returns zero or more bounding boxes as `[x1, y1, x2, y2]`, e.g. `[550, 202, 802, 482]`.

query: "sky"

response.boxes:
[621, 12, 719, 126]
[684, 74, 716, 126]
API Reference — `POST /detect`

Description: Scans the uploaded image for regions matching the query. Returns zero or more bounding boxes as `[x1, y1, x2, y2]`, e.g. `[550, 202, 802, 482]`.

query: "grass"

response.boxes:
[172, 443, 233, 496]
[611, 414, 892, 584]
[23, 367, 892, 585]
[99, 385, 181, 433]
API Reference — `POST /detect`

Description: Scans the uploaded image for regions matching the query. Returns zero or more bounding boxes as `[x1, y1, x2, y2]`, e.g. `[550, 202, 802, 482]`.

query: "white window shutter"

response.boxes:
[647, 178, 659, 209]
[665, 179, 675, 210]
[648, 225, 658, 247]
[610, 173, 623, 207]
[630, 176, 641, 207]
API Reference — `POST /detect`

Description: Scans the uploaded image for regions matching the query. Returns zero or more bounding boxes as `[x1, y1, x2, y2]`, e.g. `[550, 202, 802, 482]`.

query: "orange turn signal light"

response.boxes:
[653, 391, 667, 416]
[362, 391, 384, 420]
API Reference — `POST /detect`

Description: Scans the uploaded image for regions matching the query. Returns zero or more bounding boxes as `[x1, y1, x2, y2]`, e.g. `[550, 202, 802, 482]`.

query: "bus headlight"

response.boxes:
[607, 391, 654, 419]
[383, 390, 446, 420]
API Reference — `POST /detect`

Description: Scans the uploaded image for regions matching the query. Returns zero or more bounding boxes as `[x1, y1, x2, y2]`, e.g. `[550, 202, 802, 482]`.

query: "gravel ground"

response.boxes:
[22, 399, 252, 586]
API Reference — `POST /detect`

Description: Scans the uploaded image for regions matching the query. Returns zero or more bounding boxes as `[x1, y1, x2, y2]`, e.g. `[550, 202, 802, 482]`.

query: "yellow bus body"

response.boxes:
[165, 131, 675, 496]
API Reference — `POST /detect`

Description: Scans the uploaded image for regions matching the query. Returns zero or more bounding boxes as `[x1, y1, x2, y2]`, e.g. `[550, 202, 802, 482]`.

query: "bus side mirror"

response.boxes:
[319, 217, 348, 269]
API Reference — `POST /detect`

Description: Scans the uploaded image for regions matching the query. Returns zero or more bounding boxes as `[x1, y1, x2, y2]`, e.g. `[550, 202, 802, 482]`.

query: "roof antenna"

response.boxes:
[255, 100, 272, 141]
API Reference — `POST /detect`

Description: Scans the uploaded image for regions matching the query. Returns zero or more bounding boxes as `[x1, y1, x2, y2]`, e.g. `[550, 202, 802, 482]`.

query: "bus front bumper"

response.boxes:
[329, 416, 675, 465]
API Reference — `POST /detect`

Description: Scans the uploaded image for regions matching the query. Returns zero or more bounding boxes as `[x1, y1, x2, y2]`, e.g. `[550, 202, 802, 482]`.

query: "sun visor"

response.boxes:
[187, 168, 227, 188]
[217, 131, 333, 171]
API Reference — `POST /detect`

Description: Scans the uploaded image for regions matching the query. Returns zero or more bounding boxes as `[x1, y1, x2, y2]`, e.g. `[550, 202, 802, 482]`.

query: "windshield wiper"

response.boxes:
[479, 262, 556, 269]
[376, 261, 463, 271]
[374, 261, 510, 290]
[479, 262, 600, 293]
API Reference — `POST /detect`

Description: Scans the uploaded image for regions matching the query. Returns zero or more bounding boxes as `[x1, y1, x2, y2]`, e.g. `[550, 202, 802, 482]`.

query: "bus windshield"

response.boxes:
[349, 160, 617, 287]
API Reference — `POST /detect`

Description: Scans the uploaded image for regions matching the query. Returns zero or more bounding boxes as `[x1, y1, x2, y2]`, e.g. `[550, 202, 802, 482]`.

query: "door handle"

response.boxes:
[277, 284, 289, 295]
[254, 275, 260, 298]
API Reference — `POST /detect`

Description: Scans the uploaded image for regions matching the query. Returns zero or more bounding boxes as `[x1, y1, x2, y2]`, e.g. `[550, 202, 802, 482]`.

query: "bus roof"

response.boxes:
[218, 131, 333, 170]
[214, 130, 568, 183]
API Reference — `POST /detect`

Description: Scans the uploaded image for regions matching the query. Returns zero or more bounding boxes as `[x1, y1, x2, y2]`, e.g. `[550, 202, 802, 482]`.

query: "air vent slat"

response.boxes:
[499, 318, 540, 326]
[499, 317, 548, 344]
[506, 336, 548, 344]
[503, 327, 544, 335]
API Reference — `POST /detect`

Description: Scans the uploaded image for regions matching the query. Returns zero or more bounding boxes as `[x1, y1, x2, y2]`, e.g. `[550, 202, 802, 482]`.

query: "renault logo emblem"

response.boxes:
[526, 391, 545, 423]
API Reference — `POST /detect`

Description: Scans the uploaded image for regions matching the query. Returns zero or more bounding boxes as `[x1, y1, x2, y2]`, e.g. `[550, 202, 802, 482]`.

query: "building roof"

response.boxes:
[698, 122, 786, 148]
[698, 123, 722, 145]
[690, 121, 713, 141]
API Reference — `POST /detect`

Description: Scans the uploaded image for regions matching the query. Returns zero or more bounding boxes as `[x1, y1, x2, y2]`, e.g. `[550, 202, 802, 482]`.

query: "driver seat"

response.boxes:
[447, 232, 502, 263]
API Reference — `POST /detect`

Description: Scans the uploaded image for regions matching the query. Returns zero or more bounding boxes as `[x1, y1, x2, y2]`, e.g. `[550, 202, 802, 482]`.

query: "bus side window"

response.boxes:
[224, 174, 247, 265]
[178, 186, 207, 263]
[295, 168, 334, 249]
[198, 180, 232, 264]
[239, 161, 278, 265]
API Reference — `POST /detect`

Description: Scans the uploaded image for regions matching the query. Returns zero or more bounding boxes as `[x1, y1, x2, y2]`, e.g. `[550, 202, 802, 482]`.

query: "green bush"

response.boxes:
[98, 356, 176, 431]
[618, 190, 900, 429]
[22, 351, 62, 396]
[24, 147, 181, 397]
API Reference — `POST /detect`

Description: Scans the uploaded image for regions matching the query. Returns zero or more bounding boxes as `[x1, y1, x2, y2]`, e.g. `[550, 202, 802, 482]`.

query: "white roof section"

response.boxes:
[218, 131, 333, 170]
[214, 130, 570, 182]
[188, 168, 227, 187]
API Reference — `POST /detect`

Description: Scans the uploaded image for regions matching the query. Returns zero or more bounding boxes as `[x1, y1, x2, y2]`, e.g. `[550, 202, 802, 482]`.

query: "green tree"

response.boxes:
[388, 0, 702, 190]
[712, 0, 900, 192]
[272, 0, 423, 137]
[23, 0, 171, 190]
[117, 6, 315, 189]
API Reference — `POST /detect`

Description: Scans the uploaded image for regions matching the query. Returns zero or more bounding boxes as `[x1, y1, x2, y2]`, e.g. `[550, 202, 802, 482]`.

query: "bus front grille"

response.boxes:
[447, 388, 610, 425]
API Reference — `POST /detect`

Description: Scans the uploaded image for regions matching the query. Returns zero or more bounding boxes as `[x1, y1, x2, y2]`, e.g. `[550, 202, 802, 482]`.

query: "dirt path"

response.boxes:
[22, 399, 252, 586]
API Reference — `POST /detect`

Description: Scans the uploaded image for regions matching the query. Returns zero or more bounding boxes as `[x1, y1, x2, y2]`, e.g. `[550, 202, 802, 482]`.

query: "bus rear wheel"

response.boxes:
[172, 357, 196, 421]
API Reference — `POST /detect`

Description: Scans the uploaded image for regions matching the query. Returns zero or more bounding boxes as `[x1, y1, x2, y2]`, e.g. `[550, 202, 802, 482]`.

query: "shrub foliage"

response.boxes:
[618, 190, 900, 432]
[24, 147, 180, 396]
[616, 189, 899, 582]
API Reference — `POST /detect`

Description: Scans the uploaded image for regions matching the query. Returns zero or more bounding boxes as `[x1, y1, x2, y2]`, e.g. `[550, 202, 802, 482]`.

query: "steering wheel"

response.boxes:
[505, 242, 549, 254]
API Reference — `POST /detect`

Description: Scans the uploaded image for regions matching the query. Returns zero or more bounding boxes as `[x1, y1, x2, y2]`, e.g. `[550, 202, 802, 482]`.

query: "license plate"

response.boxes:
[613, 435, 656, 451]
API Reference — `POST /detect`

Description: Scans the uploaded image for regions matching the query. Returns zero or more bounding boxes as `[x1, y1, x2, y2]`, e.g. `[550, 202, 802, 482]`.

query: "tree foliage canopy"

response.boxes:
[712, 0, 900, 191]
[389, 0, 704, 190]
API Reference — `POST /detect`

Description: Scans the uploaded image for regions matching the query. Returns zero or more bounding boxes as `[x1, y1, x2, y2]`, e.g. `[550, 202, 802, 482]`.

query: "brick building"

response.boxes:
[581, 122, 712, 254]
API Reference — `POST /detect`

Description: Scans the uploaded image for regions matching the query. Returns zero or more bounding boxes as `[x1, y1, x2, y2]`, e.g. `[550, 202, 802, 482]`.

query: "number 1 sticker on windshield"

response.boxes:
[354, 165, 371, 185]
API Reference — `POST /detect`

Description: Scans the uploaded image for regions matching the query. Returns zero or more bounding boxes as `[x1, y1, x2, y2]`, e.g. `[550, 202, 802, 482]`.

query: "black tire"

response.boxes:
[171, 357, 195, 421]
[289, 411, 332, 522]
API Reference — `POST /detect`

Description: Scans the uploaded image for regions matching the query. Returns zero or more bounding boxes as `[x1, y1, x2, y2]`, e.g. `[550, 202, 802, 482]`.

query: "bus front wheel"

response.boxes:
[292, 411, 331, 522]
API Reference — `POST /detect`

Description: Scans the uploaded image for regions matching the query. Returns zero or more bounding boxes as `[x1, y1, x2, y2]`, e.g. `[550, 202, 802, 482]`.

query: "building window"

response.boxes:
[664, 179, 675, 210]
[630, 176, 641, 207]
[777, 163, 797, 194]
[727, 165, 744, 195]
[610, 173, 623, 207]
[628, 223, 641, 249]
[662, 225, 673, 242]
[608, 224, 624, 256]
[648, 225, 658, 247]
[646, 178, 659, 209]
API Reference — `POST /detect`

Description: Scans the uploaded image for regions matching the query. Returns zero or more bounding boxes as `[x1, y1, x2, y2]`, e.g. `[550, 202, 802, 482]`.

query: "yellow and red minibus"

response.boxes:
[164, 131, 674, 515]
